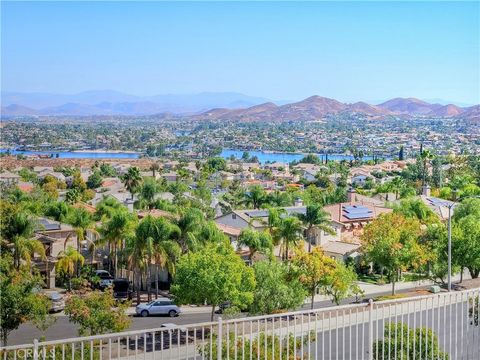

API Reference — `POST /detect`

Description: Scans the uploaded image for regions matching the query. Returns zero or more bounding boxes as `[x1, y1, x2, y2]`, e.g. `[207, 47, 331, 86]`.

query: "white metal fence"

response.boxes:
[2, 288, 479, 360]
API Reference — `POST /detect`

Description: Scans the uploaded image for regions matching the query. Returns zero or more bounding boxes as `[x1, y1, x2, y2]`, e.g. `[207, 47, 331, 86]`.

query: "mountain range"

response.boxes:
[196, 96, 479, 122]
[1, 91, 478, 121]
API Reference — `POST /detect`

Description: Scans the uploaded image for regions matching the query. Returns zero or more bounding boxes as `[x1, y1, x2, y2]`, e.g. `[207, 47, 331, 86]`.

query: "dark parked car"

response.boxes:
[113, 278, 133, 301]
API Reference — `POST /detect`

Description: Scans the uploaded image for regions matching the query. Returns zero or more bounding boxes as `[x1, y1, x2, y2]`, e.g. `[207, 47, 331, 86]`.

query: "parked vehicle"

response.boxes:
[45, 291, 65, 313]
[113, 278, 133, 301]
[95, 270, 113, 289]
[135, 298, 181, 317]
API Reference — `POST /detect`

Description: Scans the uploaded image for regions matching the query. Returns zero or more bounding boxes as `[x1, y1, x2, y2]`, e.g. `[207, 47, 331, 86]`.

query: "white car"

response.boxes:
[135, 298, 182, 317]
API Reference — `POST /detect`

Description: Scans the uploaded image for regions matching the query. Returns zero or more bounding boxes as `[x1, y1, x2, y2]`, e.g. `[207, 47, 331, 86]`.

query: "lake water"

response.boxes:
[0, 149, 140, 159]
[220, 149, 377, 164]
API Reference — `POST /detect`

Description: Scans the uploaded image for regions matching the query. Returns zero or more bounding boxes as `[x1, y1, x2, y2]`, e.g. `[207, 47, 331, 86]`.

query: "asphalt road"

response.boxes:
[6, 286, 428, 346]
[8, 298, 480, 359]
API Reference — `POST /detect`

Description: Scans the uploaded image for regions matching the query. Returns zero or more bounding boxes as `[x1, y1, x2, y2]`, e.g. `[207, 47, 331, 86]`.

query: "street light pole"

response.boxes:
[447, 204, 452, 292]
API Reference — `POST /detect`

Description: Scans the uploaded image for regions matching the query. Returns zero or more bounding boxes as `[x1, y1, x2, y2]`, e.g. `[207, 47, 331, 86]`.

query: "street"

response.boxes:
[9, 287, 425, 346]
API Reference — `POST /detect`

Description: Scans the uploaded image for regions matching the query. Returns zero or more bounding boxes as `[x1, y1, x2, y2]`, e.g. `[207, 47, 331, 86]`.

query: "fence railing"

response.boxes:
[2, 288, 479, 360]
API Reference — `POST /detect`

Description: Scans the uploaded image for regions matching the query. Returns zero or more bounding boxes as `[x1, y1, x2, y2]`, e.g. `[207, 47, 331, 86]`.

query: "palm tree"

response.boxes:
[150, 162, 161, 177]
[266, 207, 285, 247]
[137, 178, 162, 210]
[243, 185, 267, 209]
[122, 167, 143, 200]
[95, 196, 124, 221]
[5, 212, 46, 269]
[98, 209, 137, 277]
[278, 216, 304, 261]
[176, 208, 205, 253]
[297, 204, 335, 252]
[56, 246, 84, 290]
[136, 215, 181, 299]
[238, 228, 272, 262]
[390, 177, 406, 200]
[124, 235, 148, 305]
[65, 208, 99, 275]
[420, 150, 434, 186]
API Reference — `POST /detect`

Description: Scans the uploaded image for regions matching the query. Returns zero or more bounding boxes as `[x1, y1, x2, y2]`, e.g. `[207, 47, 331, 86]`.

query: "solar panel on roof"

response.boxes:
[344, 213, 372, 220]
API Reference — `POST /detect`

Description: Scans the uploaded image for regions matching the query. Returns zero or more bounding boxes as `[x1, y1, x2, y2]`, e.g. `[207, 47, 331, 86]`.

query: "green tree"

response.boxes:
[136, 177, 163, 209]
[291, 247, 337, 309]
[171, 242, 255, 320]
[297, 204, 335, 252]
[98, 209, 137, 277]
[238, 228, 273, 262]
[56, 246, 85, 290]
[250, 260, 306, 315]
[373, 323, 448, 360]
[65, 290, 131, 336]
[323, 263, 359, 305]
[420, 150, 434, 186]
[0, 255, 52, 345]
[393, 198, 438, 224]
[453, 215, 480, 278]
[278, 216, 304, 261]
[244, 185, 267, 209]
[362, 213, 429, 295]
[86, 170, 103, 189]
[122, 166, 142, 200]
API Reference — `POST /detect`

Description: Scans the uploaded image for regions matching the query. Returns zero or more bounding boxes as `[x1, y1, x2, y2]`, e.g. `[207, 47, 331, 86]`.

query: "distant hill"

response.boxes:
[1, 91, 272, 115]
[1, 92, 477, 120]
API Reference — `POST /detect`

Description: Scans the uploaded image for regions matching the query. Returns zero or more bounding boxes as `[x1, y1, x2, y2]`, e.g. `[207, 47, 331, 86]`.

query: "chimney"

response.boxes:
[347, 187, 356, 203]
[422, 185, 431, 197]
[294, 198, 304, 207]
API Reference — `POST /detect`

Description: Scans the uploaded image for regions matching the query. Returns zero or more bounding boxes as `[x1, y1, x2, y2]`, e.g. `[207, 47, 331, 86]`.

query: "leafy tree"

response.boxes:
[171, 242, 255, 320]
[71, 171, 87, 192]
[65, 290, 131, 336]
[86, 170, 103, 189]
[136, 177, 163, 209]
[122, 166, 142, 200]
[292, 247, 337, 309]
[453, 198, 480, 220]
[362, 213, 430, 295]
[99, 163, 117, 177]
[299, 154, 321, 165]
[0, 255, 52, 345]
[95, 196, 124, 220]
[250, 260, 306, 315]
[453, 215, 480, 278]
[373, 323, 448, 360]
[65, 188, 81, 204]
[56, 246, 85, 290]
[206, 157, 227, 172]
[297, 204, 335, 252]
[393, 198, 438, 224]
[238, 228, 272, 262]
[323, 263, 359, 305]
[45, 201, 72, 222]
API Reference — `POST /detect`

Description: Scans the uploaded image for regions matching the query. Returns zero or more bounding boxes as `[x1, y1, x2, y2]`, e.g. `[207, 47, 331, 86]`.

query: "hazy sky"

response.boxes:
[2, 1, 479, 104]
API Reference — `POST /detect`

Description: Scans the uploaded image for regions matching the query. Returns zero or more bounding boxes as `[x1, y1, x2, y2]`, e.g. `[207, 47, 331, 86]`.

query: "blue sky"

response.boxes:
[2, 1, 479, 104]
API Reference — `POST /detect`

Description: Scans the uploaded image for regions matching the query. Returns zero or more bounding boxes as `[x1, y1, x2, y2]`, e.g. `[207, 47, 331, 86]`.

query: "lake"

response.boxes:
[0, 149, 140, 159]
[220, 149, 378, 164]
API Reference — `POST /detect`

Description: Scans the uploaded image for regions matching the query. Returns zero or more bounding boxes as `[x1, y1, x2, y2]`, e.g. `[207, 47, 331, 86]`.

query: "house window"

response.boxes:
[232, 214, 237, 219]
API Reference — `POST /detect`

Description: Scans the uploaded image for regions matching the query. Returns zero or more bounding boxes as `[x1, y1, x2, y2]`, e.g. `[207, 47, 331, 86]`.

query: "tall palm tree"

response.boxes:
[122, 167, 143, 200]
[390, 177, 406, 200]
[176, 208, 205, 253]
[98, 209, 137, 277]
[297, 204, 335, 252]
[266, 207, 285, 247]
[56, 246, 84, 290]
[65, 208, 98, 275]
[95, 196, 124, 221]
[150, 162, 161, 177]
[136, 215, 181, 299]
[420, 150, 434, 186]
[124, 235, 148, 305]
[278, 216, 304, 262]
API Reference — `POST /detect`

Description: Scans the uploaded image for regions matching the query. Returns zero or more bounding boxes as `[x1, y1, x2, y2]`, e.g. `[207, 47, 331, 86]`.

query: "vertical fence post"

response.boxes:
[217, 317, 223, 360]
[368, 299, 374, 360]
[33, 339, 39, 360]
